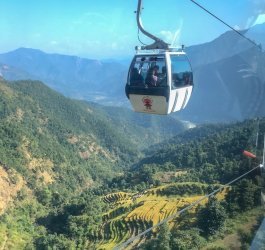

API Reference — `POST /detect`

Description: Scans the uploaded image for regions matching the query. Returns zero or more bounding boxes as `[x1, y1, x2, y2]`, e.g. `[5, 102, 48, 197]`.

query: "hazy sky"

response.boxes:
[0, 0, 265, 59]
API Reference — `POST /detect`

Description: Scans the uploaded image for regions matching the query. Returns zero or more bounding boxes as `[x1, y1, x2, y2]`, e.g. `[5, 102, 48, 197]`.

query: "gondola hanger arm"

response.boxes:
[136, 0, 169, 50]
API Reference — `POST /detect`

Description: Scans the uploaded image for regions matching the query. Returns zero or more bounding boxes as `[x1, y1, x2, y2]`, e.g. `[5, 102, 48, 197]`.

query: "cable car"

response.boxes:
[125, 49, 193, 115]
[125, 0, 193, 115]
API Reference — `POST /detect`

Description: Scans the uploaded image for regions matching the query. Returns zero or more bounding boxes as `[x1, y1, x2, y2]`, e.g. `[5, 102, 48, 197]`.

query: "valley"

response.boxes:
[0, 78, 264, 249]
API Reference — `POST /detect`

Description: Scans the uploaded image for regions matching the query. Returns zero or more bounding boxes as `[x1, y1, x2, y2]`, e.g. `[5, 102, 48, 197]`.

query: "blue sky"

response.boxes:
[0, 0, 265, 59]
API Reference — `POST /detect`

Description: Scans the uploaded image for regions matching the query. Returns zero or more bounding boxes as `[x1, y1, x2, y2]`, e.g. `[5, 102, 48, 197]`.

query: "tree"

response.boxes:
[35, 187, 52, 205]
[225, 179, 259, 216]
[157, 223, 171, 250]
[197, 196, 227, 237]
[237, 179, 258, 211]
[140, 223, 171, 250]
[170, 228, 206, 250]
[34, 234, 75, 249]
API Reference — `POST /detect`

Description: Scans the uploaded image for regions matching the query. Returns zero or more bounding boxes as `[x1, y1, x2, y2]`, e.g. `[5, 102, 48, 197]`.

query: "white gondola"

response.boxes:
[126, 49, 193, 115]
[125, 0, 193, 115]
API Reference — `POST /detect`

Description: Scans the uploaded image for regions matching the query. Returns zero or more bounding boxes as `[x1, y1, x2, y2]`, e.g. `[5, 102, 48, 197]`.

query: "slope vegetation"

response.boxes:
[0, 78, 263, 249]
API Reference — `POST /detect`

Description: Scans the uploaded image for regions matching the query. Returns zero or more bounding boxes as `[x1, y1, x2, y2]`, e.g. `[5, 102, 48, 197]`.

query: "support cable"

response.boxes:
[114, 164, 261, 249]
[189, 0, 262, 51]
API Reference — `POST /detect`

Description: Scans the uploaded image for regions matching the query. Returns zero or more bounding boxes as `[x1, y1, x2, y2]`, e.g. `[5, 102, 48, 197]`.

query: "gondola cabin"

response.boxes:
[125, 50, 193, 115]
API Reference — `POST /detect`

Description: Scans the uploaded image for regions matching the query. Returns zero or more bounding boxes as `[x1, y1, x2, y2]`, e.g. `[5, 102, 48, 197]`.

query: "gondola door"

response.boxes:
[167, 53, 193, 113]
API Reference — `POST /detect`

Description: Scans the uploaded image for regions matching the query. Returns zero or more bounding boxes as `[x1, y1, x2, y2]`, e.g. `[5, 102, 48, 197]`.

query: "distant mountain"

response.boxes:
[0, 23, 264, 122]
[187, 23, 265, 69]
[245, 22, 265, 48]
[179, 23, 265, 122]
[0, 48, 127, 103]
[0, 62, 36, 80]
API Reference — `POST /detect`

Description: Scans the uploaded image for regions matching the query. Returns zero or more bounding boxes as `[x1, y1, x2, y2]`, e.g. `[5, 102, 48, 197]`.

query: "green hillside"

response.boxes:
[0, 79, 135, 190]
[0, 79, 264, 249]
[0, 79, 186, 249]
[110, 119, 265, 191]
[103, 119, 264, 249]
[0, 79, 186, 186]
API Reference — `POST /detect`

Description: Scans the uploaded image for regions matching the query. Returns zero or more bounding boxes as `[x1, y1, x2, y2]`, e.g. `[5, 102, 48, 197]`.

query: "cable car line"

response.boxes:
[189, 0, 262, 51]
[114, 164, 261, 250]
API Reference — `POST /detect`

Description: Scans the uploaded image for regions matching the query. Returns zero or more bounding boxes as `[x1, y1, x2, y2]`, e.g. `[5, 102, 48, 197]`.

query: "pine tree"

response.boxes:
[157, 223, 171, 250]
[197, 196, 227, 237]
[237, 179, 257, 211]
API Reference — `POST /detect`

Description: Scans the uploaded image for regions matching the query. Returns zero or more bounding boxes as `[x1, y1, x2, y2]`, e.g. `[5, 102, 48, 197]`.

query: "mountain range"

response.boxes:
[0, 49, 127, 105]
[0, 23, 265, 122]
[183, 23, 265, 122]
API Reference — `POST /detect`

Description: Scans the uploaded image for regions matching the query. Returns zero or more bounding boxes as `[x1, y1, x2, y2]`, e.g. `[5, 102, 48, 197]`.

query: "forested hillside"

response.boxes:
[101, 119, 264, 249]
[130, 119, 265, 185]
[0, 79, 185, 249]
[0, 78, 264, 249]
[0, 78, 186, 190]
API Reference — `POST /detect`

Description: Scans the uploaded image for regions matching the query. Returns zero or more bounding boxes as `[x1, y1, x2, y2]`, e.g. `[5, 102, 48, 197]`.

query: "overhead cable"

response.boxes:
[190, 0, 262, 51]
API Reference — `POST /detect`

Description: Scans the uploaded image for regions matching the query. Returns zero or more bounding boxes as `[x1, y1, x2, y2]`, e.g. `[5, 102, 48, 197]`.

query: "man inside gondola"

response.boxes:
[145, 65, 159, 87]
[130, 67, 144, 86]
[158, 65, 167, 86]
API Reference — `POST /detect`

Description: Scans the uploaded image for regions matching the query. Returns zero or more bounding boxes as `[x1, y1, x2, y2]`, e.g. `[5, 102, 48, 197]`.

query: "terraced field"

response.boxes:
[96, 182, 227, 249]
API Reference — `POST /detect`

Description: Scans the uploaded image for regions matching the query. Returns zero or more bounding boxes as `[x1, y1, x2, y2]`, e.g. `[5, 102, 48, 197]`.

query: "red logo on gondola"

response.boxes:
[142, 96, 153, 110]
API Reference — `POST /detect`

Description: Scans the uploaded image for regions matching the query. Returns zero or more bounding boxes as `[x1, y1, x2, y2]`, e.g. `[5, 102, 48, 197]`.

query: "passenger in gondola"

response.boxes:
[183, 72, 191, 85]
[158, 65, 167, 86]
[172, 73, 182, 88]
[130, 67, 144, 86]
[145, 65, 159, 87]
